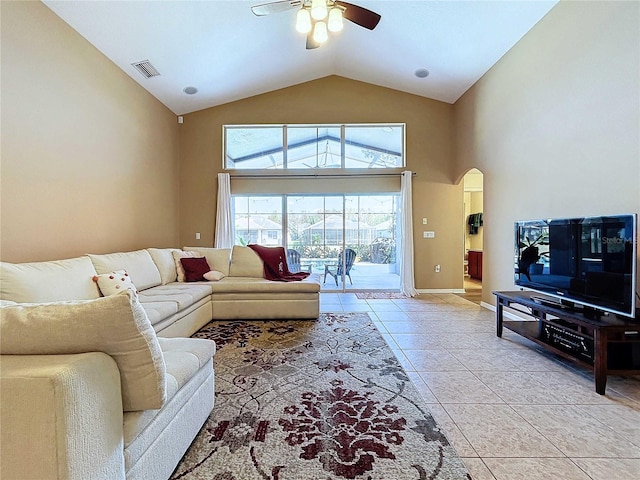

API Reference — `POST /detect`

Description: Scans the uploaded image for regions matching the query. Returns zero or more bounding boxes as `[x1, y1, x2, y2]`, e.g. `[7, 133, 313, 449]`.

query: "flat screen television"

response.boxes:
[514, 214, 638, 318]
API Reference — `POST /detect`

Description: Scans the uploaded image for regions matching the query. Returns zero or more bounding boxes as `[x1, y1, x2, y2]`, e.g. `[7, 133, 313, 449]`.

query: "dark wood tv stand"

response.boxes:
[493, 291, 640, 394]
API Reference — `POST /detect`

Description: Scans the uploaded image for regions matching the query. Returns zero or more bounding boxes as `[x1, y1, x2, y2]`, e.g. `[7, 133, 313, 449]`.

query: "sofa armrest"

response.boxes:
[1, 353, 126, 480]
[0, 292, 167, 412]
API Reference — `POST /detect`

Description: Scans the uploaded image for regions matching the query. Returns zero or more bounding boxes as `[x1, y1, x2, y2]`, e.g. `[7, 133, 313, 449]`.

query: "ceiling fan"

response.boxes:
[251, 0, 381, 49]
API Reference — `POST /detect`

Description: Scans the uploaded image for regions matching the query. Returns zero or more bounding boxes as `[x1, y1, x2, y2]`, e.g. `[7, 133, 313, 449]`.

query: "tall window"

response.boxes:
[233, 196, 283, 246]
[232, 194, 398, 272]
[224, 124, 405, 170]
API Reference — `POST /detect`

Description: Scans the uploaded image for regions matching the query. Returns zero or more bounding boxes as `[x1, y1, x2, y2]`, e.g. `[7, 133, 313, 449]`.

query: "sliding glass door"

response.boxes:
[233, 194, 400, 292]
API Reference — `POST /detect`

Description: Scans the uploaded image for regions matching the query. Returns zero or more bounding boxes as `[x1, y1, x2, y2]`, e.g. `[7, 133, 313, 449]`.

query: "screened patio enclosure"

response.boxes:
[225, 125, 404, 170]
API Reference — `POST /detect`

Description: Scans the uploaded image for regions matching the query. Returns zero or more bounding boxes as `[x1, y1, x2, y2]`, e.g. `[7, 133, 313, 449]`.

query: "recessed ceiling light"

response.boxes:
[414, 68, 430, 79]
[183, 86, 198, 95]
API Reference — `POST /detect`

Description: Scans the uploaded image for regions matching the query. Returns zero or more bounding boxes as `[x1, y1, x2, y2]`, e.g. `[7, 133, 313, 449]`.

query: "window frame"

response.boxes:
[223, 123, 406, 171]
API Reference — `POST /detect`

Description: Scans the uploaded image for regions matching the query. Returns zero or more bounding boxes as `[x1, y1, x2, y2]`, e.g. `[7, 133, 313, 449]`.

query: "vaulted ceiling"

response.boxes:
[43, 1, 558, 115]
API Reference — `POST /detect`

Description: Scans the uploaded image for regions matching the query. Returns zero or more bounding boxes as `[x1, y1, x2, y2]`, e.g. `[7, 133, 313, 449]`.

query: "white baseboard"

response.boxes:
[480, 300, 531, 320]
[480, 301, 494, 311]
[416, 288, 466, 294]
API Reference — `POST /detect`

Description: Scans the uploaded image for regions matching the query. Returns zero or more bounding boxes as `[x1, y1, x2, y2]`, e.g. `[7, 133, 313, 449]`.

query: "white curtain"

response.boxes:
[399, 171, 418, 297]
[214, 173, 234, 248]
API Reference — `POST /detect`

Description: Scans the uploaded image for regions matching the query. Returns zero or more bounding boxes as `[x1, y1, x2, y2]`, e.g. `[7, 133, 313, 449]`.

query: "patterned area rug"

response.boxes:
[354, 292, 407, 299]
[171, 313, 470, 480]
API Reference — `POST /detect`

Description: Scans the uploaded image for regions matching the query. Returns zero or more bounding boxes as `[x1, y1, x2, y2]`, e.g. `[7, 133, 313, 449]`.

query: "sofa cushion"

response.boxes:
[172, 251, 202, 282]
[0, 291, 166, 412]
[139, 301, 179, 327]
[228, 246, 264, 278]
[211, 276, 321, 293]
[157, 337, 216, 390]
[183, 247, 231, 276]
[147, 248, 181, 285]
[137, 284, 212, 311]
[0, 256, 100, 303]
[180, 257, 211, 282]
[88, 250, 162, 291]
[122, 338, 215, 472]
[93, 270, 138, 297]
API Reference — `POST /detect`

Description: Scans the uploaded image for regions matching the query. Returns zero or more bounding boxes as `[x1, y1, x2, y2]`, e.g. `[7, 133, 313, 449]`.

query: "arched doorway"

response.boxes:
[461, 168, 484, 304]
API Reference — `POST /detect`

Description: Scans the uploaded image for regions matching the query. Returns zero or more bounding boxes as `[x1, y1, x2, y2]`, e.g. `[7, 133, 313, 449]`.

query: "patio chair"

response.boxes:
[286, 249, 301, 273]
[286, 249, 311, 273]
[324, 249, 356, 286]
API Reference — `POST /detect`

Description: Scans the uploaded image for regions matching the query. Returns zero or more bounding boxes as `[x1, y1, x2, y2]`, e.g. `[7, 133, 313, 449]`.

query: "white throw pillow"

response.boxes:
[172, 250, 201, 282]
[203, 270, 225, 281]
[0, 291, 166, 412]
[93, 270, 138, 297]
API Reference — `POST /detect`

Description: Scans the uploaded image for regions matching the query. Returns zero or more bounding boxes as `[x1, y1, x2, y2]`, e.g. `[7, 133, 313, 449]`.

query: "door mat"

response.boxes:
[355, 292, 407, 299]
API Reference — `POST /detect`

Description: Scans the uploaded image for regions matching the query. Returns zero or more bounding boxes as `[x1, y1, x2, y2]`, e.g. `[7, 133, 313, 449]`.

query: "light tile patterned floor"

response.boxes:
[320, 292, 640, 480]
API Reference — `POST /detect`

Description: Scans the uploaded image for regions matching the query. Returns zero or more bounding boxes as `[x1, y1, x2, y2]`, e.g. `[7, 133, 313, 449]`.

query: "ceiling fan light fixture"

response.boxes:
[296, 8, 312, 33]
[311, 0, 328, 20]
[252, 1, 380, 50]
[313, 21, 328, 44]
[327, 7, 343, 32]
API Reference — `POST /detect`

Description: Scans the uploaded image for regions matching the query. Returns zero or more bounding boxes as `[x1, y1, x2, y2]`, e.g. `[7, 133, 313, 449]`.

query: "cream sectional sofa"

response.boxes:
[1, 245, 321, 337]
[0, 245, 320, 480]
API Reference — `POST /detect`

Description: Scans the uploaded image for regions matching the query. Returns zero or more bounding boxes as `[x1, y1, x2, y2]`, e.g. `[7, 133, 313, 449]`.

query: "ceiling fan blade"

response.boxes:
[335, 1, 381, 30]
[306, 33, 320, 50]
[251, 0, 301, 16]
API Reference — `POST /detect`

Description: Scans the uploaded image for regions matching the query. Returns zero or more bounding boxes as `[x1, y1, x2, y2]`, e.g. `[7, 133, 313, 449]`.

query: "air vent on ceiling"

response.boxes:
[131, 60, 160, 78]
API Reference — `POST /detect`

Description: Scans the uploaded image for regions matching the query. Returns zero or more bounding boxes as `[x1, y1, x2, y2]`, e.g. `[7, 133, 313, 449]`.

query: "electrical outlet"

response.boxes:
[435, 265, 441, 273]
[423, 231, 435, 238]
[422, 218, 428, 225]
[195, 232, 201, 240]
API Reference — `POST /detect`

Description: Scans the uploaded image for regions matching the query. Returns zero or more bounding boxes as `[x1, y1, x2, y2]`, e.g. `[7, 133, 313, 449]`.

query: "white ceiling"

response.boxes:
[43, 0, 559, 115]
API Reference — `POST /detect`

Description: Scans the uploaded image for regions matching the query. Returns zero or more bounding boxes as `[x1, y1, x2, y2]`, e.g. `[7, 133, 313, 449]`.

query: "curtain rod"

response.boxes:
[228, 172, 416, 179]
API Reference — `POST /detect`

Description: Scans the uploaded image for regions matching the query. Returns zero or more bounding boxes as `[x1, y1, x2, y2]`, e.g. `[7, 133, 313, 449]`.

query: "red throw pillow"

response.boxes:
[180, 257, 211, 282]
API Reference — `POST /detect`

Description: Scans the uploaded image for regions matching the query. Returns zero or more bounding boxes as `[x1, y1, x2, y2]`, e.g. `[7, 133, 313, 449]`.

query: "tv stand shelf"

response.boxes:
[493, 291, 640, 395]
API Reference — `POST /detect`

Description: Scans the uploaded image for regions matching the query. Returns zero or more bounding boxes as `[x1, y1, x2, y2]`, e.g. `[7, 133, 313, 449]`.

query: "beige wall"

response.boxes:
[0, 1, 180, 263]
[454, 0, 640, 304]
[179, 76, 463, 290]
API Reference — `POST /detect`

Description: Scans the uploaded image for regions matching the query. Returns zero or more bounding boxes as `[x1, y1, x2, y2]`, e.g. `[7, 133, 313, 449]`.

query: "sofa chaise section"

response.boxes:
[185, 245, 321, 320]
[0, 292, 216, 480]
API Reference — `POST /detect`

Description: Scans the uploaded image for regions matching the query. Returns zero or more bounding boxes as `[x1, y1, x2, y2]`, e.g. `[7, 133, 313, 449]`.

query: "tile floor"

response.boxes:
[320, 292, 640, 480]
[319, 262, 400, 292]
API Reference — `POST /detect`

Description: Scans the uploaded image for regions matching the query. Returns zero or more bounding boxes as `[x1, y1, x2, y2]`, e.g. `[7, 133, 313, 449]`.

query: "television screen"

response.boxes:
[514, 214, 637, 317]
